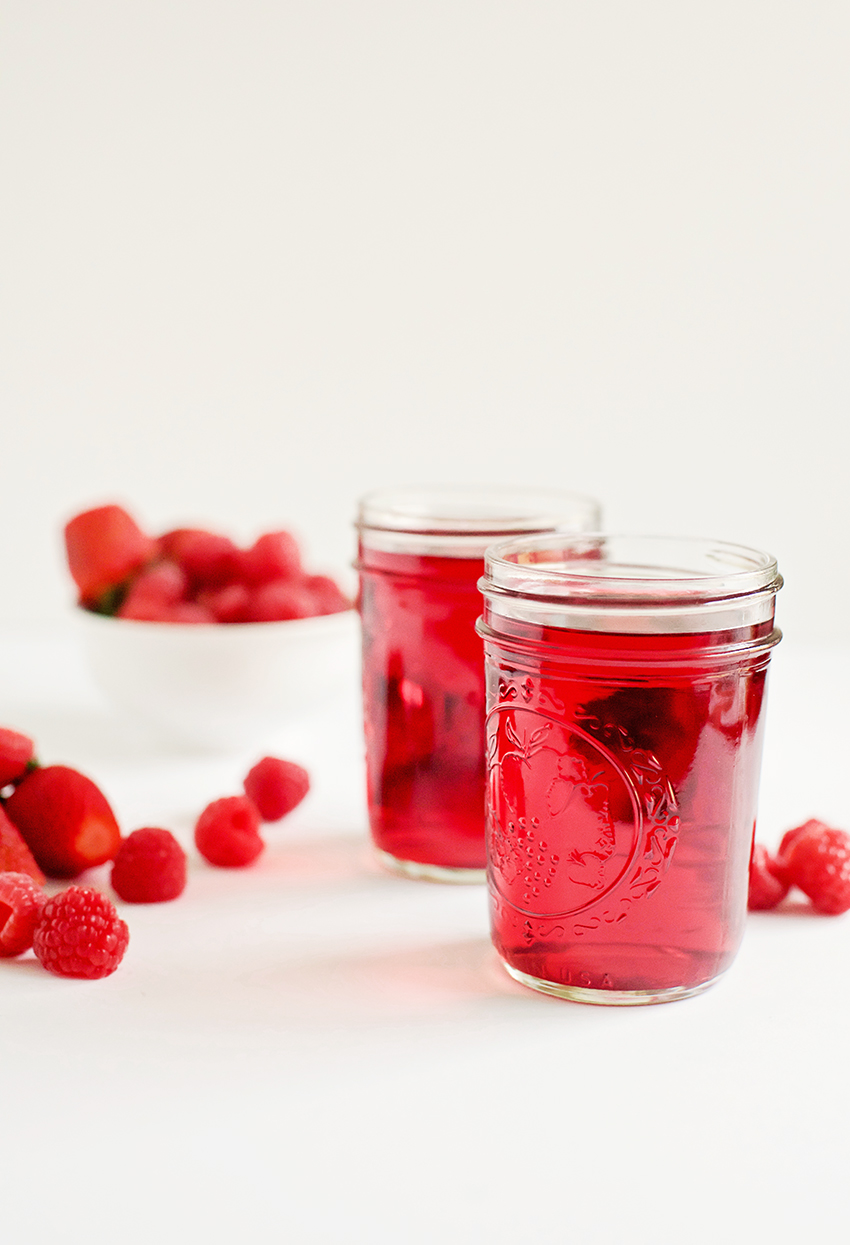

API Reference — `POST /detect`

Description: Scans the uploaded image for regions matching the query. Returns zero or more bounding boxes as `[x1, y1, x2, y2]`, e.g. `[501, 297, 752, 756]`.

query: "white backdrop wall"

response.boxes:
[1, 1, 847, 639]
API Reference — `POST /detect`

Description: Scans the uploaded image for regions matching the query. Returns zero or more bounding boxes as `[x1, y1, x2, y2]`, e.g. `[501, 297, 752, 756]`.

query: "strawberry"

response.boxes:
[0, 726, 36, 787]
[0, 808, 45, 884]
[64, 504, 157, 609]
[4, 765, 122, 878]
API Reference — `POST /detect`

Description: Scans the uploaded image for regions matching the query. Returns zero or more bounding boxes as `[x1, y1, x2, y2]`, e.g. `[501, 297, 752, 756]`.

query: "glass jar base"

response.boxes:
[501, 959, 725, 1006]
[375, 849, 486, 885]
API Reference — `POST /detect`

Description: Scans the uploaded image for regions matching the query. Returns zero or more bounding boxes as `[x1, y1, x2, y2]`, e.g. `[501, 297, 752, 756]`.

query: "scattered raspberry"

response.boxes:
[783, 824, 850, 915]
[775, 818, 829, 881]
[111, 828, 187, 903]
[33, 887, 129, 979]
[4, 764, 122, 878]
[0, 872, 46, 957]
[0, 726, 36, 788]
[748, 843, 790, 911]
[0, 807, 45, 884]
[194, 797, 264, 867]
[244, 756, 310, 822]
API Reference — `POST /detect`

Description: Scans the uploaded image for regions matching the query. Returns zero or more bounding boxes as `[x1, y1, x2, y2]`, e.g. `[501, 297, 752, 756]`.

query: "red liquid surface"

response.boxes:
[359, 549, 486, 870]
[483, 620, 773, 995]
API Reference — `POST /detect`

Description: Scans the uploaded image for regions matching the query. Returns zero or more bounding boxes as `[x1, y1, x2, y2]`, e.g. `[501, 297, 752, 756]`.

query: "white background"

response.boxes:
[1, 1, 848, 639]
[2, 8, 850, 1244]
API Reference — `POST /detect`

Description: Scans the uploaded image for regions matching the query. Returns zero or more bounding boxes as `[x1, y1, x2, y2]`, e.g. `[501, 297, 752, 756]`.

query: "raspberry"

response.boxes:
[4, 764, 122, 878]
[747, 843, 790, 911]
[0, 872, 46, 957]
[159, 529, 241, 589]
[243, 757, 310, 822]
[117, 561, 187, 620]
[33, 886, 129, 979]
[111, 828, 187, 903]
[304, 574, 351, 615]
[245, 580, 315, 622]
[240, 531, 302, 585]
[783, 824, 850, 915]
[0, 726, 36, 788]
[775, 818, 828, 882]
[194, 797, 264, 867]
[0, 807, 45, 884]
[197, 582, 251, 623]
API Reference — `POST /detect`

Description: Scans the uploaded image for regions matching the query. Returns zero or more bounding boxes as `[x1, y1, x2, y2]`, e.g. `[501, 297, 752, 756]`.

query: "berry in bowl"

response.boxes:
[65, 504, 358, 750]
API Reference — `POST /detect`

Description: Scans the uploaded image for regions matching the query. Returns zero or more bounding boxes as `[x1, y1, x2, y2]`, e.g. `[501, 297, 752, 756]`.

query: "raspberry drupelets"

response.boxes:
[33, 887, 129, 979]
[111, 828, 187, 903]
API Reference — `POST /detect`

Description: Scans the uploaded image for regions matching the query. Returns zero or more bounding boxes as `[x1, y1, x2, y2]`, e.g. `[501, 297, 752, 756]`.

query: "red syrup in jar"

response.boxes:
[478, 533, 782, 1002]
[359, 549, 487, 872]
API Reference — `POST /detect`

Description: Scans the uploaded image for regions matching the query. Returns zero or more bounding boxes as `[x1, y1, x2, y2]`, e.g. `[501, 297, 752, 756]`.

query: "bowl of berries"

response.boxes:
[65, 504, 359, 750]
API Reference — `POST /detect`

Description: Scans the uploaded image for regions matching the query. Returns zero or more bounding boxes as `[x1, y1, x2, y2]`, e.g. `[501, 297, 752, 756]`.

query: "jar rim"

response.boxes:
[484, 533, 782, 606]
[357, 485, 600, 537]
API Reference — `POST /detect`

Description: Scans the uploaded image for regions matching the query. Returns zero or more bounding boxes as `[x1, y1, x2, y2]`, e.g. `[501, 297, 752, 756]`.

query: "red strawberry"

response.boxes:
[239, 531, 302, 585]
[0, 726, 36, 788]
[0, 808, 46, 884]
[64, 505, 157, 609]
[4, 765, 122, 878]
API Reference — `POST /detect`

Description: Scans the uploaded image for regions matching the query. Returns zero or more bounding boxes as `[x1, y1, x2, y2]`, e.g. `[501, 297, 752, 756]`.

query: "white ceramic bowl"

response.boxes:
[76, 607, 361, 751]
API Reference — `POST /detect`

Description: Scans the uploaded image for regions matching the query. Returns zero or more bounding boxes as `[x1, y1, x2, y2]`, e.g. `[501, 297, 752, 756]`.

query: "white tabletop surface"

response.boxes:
[1, 626, 848, 1245]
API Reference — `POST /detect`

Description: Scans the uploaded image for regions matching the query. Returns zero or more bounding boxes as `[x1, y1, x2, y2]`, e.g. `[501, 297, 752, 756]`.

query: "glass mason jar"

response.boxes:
[356, 487, 602, 882]
[477, 533, 782, 1003]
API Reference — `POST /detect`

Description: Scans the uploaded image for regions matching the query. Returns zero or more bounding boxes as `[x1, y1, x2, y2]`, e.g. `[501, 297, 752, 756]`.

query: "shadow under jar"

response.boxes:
[356, 487, 601, 882]
[477, 533, 782, 1003]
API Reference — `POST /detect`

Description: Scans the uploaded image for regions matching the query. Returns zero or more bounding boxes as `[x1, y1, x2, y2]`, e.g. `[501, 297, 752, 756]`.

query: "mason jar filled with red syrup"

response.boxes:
[477, 534, 782, 1003]
[356, 487, 601, 882]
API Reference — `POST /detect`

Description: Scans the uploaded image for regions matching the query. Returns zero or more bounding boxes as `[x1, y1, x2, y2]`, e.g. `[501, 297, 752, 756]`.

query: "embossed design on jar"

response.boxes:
[485, 687, 679, 928]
